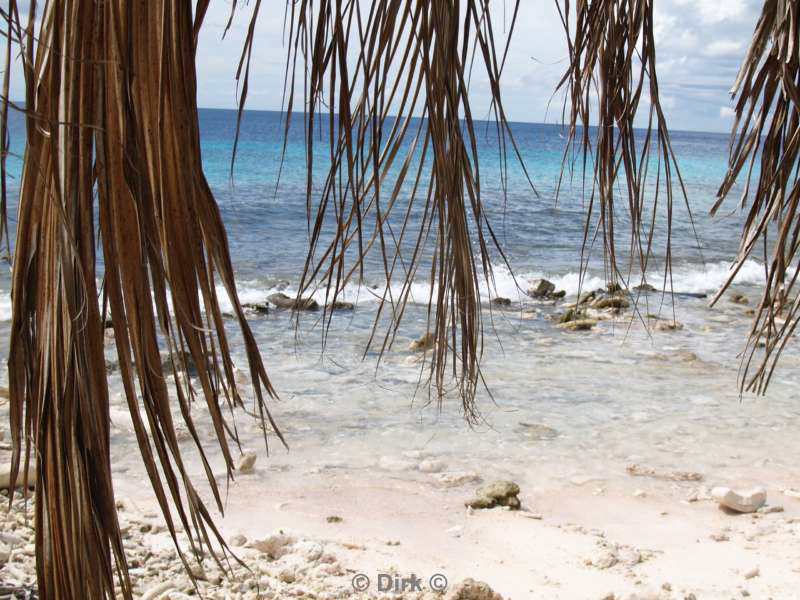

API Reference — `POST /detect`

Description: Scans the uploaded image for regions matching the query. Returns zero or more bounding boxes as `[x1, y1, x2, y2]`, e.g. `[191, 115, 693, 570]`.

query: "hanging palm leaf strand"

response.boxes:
[711, 0, 800, 394]
[5, 1, 282, 598]
[273, 0, 527, 419]
[556, 0, 694, 299]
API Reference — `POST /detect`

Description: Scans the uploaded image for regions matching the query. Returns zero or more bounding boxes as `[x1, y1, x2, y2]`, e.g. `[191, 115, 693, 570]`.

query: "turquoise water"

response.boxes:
[2, 108, 798, 499]
[0, 107, 748, 298]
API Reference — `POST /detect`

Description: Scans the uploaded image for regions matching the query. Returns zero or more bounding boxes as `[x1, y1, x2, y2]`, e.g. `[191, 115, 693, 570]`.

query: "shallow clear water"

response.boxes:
[1, 109, 797, 498]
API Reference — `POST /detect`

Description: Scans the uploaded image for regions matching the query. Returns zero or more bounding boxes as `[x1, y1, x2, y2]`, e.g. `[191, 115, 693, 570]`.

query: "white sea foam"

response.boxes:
[0, 259, 768, 324]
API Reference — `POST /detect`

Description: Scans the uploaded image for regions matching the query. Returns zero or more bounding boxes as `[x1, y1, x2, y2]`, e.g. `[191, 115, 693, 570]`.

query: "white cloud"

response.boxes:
[674, 0, 750, 24]
[705, 40, 745, 58]
[720, 106, 737, 118]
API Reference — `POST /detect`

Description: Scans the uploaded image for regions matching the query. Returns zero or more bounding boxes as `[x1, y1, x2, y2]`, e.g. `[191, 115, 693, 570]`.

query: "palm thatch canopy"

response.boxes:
[0, 0, 797, 597]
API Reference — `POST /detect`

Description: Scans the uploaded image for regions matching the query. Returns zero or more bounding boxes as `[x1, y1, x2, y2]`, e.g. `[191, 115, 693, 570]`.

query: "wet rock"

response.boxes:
[160, 350, 209, 377]
[237, 452, 257, 473]
[558, 307, 580, 323]
[243, 302, 270, 315]
[711, 487, 766, 513]
[577, 291, 597, 305]
[557, 319, 597, 331]
[730, 293, 749, 305]
[551, 290, 566, 299]
[592, 296, 630, 310]
[465, 480, 521, 510]
[491, 297, 511, 306]
[528, 279, 556, 298]
[607, 282, 624, 294]
[445, 578, 504, 600]
[325, 301, 354, 311]
[267, 292, 319, 311]
[633, 283, 658, 292]
[409, 332, 435, 352]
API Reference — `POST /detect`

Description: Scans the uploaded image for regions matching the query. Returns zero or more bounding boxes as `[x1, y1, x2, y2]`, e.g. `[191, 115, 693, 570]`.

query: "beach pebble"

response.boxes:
[757, 505, 784, 514]
[711, 487, 766, 513]
[633, 489, 646, 498]
[229, 534, 248, 547]
[250, 533, 294, 559]
[445, 578, 504, 600]
[743, 567, 759, 579]
[465, 480, 521, 511]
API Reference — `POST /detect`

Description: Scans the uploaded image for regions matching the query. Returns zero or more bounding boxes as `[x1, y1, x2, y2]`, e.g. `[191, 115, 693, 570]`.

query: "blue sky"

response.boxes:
[193, 0, 761, 134]
[5, 1, 762, 134]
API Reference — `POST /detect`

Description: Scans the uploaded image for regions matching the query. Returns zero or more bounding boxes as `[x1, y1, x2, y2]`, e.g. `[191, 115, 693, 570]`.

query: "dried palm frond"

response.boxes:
[555, 0, 694, 299]
[711, 0, 800, 393]
[246, 0, 530, 419]
[3, 1, 282, 598]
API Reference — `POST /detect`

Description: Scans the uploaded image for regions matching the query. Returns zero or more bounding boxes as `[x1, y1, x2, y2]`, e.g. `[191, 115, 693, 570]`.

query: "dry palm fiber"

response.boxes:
[555, 0, 695, 303]
[711, 0, 800, 394]
[264, 0, 531, 420]
[3, 1, 281, 598]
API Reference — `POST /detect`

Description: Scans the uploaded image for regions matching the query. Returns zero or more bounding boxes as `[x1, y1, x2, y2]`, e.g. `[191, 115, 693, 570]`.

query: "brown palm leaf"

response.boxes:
[240, 0, 532, 419]
[3, 1, 282, 598]
[555, 0, 695, 301]
[711, 0, 800, 394]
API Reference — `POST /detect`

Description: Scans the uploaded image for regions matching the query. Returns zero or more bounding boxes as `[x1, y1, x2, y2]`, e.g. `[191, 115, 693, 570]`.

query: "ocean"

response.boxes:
[1, 108, 797, 499]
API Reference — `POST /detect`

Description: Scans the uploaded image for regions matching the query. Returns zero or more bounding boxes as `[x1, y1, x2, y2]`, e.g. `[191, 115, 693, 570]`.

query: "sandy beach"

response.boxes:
[3, 461, 800, 599]
[4, 282, 800, 600]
